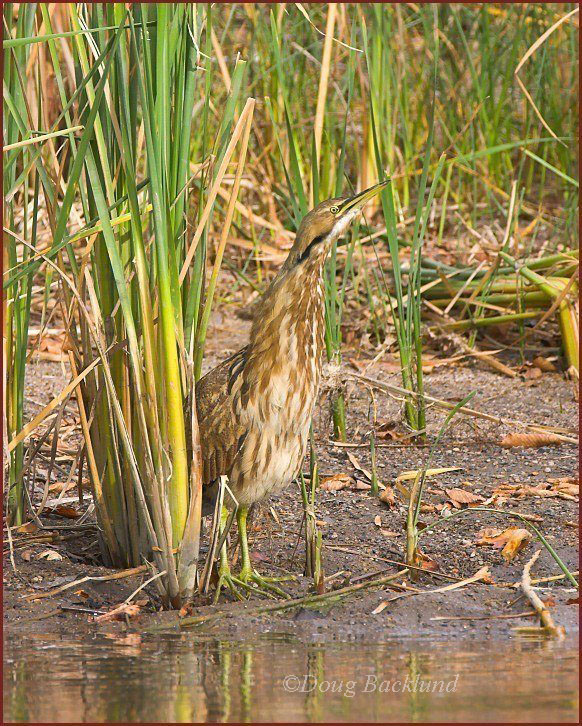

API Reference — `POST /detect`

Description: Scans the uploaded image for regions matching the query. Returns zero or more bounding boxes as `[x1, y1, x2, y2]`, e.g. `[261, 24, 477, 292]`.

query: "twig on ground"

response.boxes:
[431, 610, 537, 622]
[513, 549, 566, 639]
[372, 565, 491, 614]
[348, 372, 578, 442]
[23, 565, 148, 601]
[146, 568, 410, 632]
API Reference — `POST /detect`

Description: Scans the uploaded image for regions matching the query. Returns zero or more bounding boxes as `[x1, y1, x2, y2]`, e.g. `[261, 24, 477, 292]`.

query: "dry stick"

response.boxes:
[514, 550, 565, 639]
[348, 372, 577, 442]
[310, 2, 336, 207]
[151, 569, 410, 632]
[24, 565, 148, 601]
[195, 99, 255, 342]
[327, 547, 469, 584]
[123, 569, 167, 605]
[431, 610, 537, 622]
[529, 570, 579, 586]
[179, 98, 255, 283]
[2, 124, 84, 152]
[442, 328, 517, 378]
[373, 566, 491, 614]
[210, 27, 231, 92]
[67, 350, 118, 558]
[7, 356, 100, 453]
[514, 6, 579, 144]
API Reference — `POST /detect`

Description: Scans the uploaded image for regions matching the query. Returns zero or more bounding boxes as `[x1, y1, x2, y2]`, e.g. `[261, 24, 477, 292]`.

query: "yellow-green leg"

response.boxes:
[236, 506, 291, 599]
[214, 506, 248, 604]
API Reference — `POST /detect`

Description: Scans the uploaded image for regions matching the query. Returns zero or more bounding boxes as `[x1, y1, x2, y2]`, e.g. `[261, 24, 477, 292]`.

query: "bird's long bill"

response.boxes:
[338, 179, 389, 215]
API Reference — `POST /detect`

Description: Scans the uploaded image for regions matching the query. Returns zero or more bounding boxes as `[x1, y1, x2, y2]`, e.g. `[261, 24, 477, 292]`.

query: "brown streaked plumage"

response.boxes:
[195, 182, 388, 595]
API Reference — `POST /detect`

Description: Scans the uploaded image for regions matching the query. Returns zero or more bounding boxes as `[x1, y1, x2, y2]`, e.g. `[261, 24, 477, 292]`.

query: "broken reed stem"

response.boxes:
[300, 433, 321, 583]
[147, 568, 410, 632]
[179, 96, 255, 283]
[299, 472, 314, 578]
[406, 471, 422, 579]
[514, 549, 565, 639]
[193, 97, 255, 377]
[310, 2, 337, 206]
[437, 310, 541, 331]
[25, 565, 148, 601]
[499, 251, 579, 372]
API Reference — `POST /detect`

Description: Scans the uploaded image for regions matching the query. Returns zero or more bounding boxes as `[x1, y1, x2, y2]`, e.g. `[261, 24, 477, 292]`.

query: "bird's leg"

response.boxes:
[214, 506, 247, 604]
[236, 506, 291, 599]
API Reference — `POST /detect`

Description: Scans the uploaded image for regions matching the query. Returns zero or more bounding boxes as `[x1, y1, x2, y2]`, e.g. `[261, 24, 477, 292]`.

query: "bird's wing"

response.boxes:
[195, 347, 248, 486]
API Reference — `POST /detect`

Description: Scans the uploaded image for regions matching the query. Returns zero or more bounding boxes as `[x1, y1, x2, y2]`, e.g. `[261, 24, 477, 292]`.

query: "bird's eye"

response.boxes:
[330, 205, 339, 214]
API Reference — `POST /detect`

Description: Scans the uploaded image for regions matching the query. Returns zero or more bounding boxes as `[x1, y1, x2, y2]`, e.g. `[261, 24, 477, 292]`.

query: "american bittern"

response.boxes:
[196, 181, 388, 598]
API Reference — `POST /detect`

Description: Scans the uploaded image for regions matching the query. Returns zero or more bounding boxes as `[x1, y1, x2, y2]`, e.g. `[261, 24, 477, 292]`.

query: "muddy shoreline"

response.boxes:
[4, 322, 578, 643]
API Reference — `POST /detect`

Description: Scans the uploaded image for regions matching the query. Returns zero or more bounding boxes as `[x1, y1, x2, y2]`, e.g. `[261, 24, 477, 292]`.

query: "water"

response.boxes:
[3, 633, 578, 722]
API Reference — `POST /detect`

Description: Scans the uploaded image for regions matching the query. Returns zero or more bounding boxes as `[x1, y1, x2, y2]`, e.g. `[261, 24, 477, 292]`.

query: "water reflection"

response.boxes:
[3, 633, 579, 722]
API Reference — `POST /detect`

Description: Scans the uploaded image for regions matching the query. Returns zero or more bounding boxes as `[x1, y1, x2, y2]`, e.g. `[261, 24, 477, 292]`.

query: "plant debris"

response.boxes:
[500, 432, 566, 448]
[476, 527, 533, 561]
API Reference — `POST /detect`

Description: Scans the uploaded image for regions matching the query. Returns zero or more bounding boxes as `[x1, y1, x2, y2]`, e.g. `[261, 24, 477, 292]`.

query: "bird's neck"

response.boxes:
[248, 252, 328, 371]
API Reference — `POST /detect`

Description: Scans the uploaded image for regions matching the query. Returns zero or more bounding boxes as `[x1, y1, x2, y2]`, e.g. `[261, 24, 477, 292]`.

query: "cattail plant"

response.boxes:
[3, 3, 40, 525]
[3, 4, 254, 607]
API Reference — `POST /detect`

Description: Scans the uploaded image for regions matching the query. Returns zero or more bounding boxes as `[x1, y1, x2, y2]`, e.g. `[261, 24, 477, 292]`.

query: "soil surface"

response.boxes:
[3, 311, 579, 643]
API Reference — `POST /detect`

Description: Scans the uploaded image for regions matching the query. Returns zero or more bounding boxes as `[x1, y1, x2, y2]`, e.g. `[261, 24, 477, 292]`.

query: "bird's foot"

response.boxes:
[237, 565, 292, 600]
[214, 561, 250, 604]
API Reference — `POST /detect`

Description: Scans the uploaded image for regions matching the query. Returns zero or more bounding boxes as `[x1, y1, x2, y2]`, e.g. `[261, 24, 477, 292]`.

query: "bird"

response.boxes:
[195, 181, 388, 599]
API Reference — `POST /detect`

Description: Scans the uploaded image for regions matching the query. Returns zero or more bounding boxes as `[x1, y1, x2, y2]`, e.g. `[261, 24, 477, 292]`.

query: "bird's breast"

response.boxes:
[224, 272, 326, 504]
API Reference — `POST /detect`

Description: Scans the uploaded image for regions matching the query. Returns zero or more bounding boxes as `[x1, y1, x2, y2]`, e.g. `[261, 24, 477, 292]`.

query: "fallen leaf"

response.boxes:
[417, 548, 440, 572]
[419, 504, 436, 513]
[37, 549, 63, 561]
[494, 478, 578, 502]
[476, 527, 532, 561]
[346, 452, 372, 482]
[20, 550, 33, 561]
[372, 601, 388, 615]
[48, 481, 75, 494]
[354, 480, 371, 491]
[379, 486, 396, 508]
[396, 467, 462, 483]
[374, 515, 382, 527]
[14, 522, 39, 534]
[548, 477, 579, 497]
[445, 487, 485, 508]
[524, 366, 543, 380]
[94, 602, 143, 623]
[320, 473, 353, 491]
[179, 603, 194, 618]
[51, 505, 81, 519]
[380, 529, 398, 538]
[532, 356, 556, 372]
[500, 432, 564, 448]
[375, 421, 408, 442]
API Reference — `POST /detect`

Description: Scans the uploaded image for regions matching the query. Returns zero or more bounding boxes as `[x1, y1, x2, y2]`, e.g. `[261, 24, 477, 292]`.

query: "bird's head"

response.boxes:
[283, 180, 389, 270]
